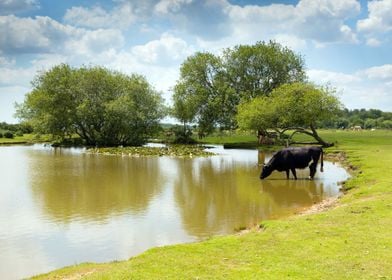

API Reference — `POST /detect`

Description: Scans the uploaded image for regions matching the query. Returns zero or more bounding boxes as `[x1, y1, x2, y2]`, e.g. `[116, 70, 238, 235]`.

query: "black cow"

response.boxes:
[260, 146, 324, 180]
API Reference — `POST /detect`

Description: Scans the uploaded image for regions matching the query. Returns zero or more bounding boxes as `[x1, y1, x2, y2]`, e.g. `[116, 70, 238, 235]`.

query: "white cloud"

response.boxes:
[308, 66, 392, 111]
[365, 37, 381, 46]
[272, 34, 307, 51]
[0, 0, 39, 15]
[308, 69, 361, 85]
[154, 0, 232, 40]
[65, 29, 125, 56]
[357, 0, 392, 45]
[0, 56, 15, 67]
[0, 66, 36, 86]
[154, 0, 193, 14]
[64, 2, 136, 29]
[360, 64, 392, 81]
[131, 33, 193, 65]
[357, 0, 392, 33]
[0, 15, 125, 57]
[0, 15, 78, 54]
[225, 0, 360, 46]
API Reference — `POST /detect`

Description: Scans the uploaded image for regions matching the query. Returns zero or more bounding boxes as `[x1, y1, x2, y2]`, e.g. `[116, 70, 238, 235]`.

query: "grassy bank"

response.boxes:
[34, 130, 392, 279]
[0, 134, 34, 144]
[0, 134, 52, 145]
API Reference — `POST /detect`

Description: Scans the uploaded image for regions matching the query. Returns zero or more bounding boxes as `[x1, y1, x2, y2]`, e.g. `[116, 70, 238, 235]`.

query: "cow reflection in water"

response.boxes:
[260, 146, 324, 180]
[260, 178, 325, 209]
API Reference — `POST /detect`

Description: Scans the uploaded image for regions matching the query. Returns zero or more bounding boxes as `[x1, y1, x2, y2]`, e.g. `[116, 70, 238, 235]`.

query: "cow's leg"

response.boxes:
[309, 162, 317, 179]
[286, 169, 290, 179]
[291, 168, 297, 180]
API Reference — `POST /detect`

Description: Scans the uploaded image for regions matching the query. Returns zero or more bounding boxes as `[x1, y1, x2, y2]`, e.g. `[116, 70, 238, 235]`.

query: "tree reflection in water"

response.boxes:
[29, 149, 164, 223]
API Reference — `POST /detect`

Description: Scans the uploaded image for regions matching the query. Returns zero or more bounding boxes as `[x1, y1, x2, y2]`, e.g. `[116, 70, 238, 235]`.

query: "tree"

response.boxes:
[237, 83, 342, 147]
[16, 64, 165, 146]
[172, 41, 306, 133]
[223, 41, 306, 100]
[172, 52, 227, 134]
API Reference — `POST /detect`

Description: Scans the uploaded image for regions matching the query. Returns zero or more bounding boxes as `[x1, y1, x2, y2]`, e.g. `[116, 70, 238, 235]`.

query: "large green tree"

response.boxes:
[172, 52, 227, 134]
[16, 64, 165, 146]
[172, 41, 306, 133]
[237, 82, 343, 147]
[223, 41, 306, 100]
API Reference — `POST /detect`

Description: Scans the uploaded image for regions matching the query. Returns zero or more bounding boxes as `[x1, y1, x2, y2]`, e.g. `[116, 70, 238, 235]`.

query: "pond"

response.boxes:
[0, 144, 349, 279]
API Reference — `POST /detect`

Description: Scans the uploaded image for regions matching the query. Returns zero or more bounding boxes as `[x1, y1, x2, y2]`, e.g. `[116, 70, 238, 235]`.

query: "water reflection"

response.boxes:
[173, 157, 264, 237]
[0, 144, 349, 279]
[28, 150, 165, 222]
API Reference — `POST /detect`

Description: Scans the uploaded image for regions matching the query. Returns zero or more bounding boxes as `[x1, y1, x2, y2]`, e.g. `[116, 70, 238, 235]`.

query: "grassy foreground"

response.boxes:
[34, 130, 392, 279]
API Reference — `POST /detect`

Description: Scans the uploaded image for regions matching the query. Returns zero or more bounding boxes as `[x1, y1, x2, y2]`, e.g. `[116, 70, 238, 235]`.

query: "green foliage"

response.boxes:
[223, 41, 306, 100]
[3, 131, 14, 138]
[0, 122, 33, 134]
[238, 83, 342, 130]
[172, 41, 306, 133]
[319, 108, 392, 129]
[171, 125, 196, 144]
[16, 64, 166, 146]
[172, 52, 226, 134]
[237, 83, 342, 146]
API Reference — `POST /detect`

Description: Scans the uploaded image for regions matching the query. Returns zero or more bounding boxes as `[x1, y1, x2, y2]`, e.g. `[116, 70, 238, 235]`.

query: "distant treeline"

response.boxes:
[321, 108, 392, 129]
[0, 122, 33, 138]
[0, 122, 32, 133]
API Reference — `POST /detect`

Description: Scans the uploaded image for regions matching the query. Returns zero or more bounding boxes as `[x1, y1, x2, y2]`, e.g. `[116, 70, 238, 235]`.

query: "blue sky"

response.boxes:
[1, 0, 392, 123]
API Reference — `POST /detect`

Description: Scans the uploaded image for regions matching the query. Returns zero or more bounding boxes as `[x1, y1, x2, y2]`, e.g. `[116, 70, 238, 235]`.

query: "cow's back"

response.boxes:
[281, 147, 320, 169]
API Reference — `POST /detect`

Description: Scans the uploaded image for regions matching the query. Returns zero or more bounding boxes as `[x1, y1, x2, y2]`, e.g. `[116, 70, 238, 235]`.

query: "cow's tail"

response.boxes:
[320, 148, 324, 172]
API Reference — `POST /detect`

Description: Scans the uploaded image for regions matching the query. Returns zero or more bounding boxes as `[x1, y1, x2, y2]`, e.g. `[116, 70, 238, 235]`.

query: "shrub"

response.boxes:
[4, 131, 14, 138]
[15, 130, 24, 137]
[172, 125, 196, 144]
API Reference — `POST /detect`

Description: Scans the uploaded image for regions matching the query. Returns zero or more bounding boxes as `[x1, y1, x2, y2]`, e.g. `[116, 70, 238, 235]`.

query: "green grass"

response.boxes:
[33, 130, 392, 279]
[0, 134, 37, 144]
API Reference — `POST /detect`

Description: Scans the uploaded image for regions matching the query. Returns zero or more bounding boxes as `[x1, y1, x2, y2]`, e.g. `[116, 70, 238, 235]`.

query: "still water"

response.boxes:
[0, 144, 349, 279]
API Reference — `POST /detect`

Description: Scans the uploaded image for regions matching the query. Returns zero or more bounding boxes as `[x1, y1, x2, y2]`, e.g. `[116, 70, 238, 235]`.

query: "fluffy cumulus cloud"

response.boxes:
[154, 0, 193, 14]
[361, 64, 392, 81]
[226, 0, 360, 47]
[0, 0, 39, 15]
[0, 15, 75, 54]
[2, 0, 392, 122]
[155, 0, 232, 40]
[0, 15, 125, 56]
[131, 33, 193, 65]
[357, 0, 392, 45]
[308, 65, 392, 110]
[63, 2, 136, 29]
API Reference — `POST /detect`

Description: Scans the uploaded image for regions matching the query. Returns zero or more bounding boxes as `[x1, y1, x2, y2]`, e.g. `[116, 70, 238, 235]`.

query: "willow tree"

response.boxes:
[237, 82, 342, 147]
[16, 64, 166, 146]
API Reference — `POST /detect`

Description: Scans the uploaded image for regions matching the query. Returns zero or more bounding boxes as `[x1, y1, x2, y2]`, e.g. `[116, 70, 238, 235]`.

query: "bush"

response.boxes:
[15, 130, 24, 137]
[0, 132, 3, 138]
[4, 131, 14, 138]
[172, 125, 196, 144]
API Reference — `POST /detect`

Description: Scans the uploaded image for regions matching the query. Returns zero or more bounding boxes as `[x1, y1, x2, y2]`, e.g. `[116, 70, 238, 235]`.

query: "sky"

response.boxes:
[1, 0, 392, 123]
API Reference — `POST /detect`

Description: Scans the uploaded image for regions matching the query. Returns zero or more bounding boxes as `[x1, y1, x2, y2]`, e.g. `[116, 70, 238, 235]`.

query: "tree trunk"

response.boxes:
[309, 124, 333, 147]
[288, 125, 333, 147]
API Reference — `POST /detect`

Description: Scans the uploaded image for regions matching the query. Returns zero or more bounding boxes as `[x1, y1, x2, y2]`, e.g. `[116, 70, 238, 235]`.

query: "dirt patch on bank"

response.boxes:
[299, 196, 341, 216]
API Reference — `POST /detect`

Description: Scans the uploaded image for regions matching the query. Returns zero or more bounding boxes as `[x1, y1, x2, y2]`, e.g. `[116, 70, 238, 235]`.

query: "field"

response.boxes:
[32, 130, 392, 279]
[0, 134, 52, 145]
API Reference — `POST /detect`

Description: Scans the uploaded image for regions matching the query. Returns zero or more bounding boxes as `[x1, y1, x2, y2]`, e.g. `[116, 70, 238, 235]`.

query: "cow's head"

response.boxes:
[260, 164, 273, 179]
